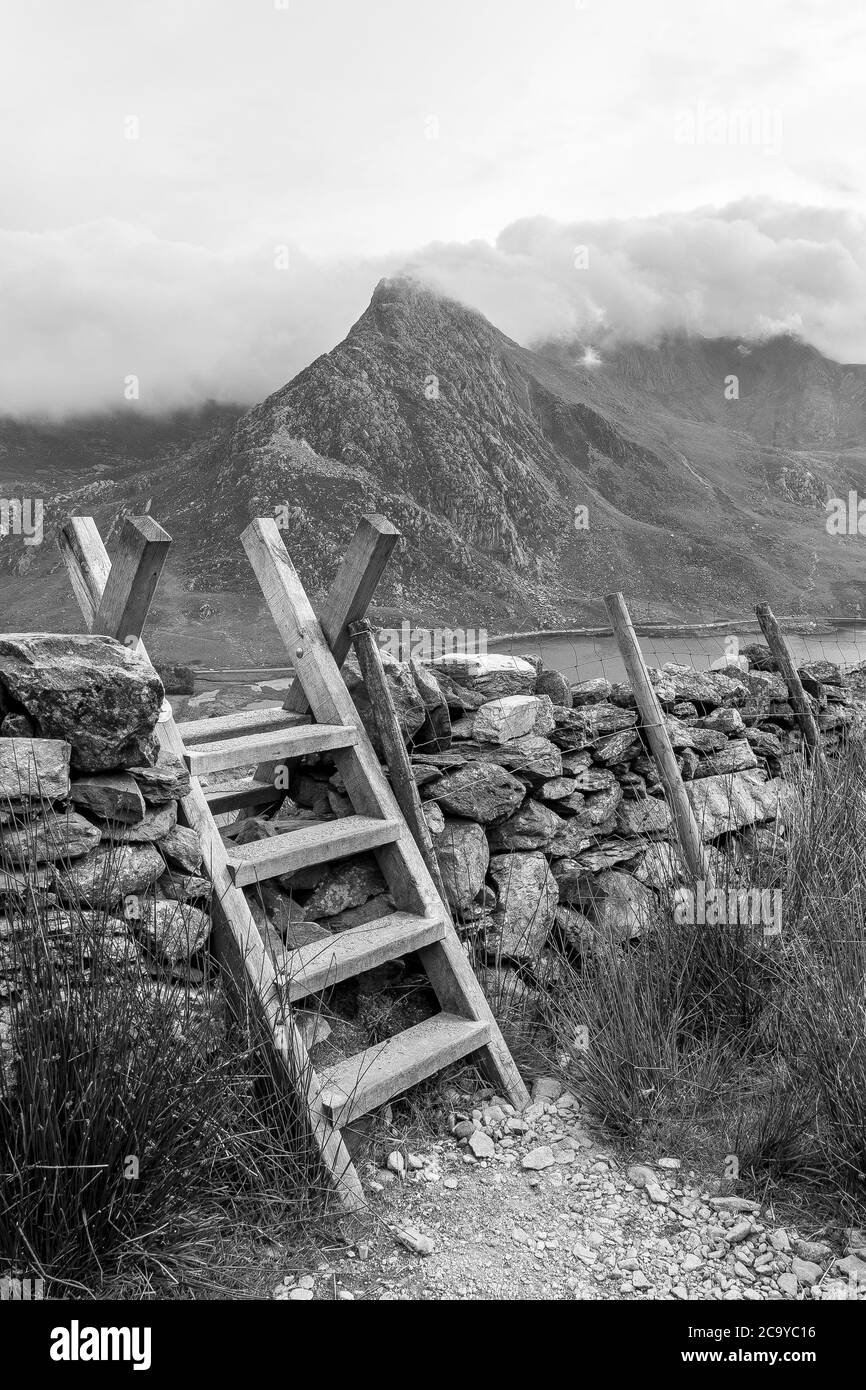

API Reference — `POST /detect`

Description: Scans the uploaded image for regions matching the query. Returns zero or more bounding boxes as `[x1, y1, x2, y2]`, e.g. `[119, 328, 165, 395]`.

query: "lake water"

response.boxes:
[488, 624, 866, 686]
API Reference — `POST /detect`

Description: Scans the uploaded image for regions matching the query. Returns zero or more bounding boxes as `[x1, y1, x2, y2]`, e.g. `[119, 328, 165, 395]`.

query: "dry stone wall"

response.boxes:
[0, 636, 211, 1053]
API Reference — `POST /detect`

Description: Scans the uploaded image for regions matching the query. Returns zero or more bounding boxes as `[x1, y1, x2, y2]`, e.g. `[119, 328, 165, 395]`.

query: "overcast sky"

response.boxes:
[2, 0, 865, 414]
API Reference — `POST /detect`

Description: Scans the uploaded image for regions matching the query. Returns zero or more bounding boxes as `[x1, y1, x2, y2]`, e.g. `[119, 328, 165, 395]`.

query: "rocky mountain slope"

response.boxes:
[4, 278, 866, 658]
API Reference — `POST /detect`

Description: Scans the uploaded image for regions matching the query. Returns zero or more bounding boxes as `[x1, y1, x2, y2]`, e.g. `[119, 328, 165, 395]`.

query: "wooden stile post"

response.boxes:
[755, 603, 826, 767]
[605, 591, 712, 886]
[350, 617, 449, 904]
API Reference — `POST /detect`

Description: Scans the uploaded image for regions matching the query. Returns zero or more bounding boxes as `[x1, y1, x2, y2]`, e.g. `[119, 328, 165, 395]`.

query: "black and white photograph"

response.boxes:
[1, 0, 865, 1350]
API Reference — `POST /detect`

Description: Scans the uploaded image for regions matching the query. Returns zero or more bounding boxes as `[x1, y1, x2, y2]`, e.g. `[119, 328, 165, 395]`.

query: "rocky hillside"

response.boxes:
[5, 279, 866, 655]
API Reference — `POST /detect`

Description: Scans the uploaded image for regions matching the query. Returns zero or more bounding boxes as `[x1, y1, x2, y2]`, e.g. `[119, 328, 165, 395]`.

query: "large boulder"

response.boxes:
[0, 737, 70, 803]
[0, 635, 163, 772]
[430, 653, 536, 701]
[433, 818, 489, 914]
[426, 762, 525, 823]
[658, 663, 748, 709]
[489, 851, 558, 961]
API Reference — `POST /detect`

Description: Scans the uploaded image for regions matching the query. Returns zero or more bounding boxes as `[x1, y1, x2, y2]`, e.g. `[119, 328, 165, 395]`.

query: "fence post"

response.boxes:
[350, 618, 450, 905]
[755, 603, 825, 766]
[605, 592, 712, 886]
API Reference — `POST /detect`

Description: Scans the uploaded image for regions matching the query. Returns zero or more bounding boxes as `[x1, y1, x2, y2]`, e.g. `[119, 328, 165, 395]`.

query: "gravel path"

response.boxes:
[271, 1079, 866, 1303]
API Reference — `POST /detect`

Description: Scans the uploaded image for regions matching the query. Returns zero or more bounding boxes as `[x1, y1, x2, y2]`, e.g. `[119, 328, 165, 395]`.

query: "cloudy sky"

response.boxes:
[2, 0, 865, 414]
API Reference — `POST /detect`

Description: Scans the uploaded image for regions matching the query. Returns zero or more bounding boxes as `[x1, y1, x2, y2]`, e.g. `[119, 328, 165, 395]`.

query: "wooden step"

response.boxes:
[204, 777, 283, 814]
[279, 910, 448, 1001]
[318, 1012, 491, 1126]
[177, 707, 310, 746]
[225, 814, 402, 887]
[185, 722, 358, 776]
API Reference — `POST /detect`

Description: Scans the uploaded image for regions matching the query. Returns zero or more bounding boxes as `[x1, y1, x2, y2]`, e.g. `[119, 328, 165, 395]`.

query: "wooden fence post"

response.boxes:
[605, 592, 712, 886]
[350, 618, 450, 906]
[755, 603, 826, 766]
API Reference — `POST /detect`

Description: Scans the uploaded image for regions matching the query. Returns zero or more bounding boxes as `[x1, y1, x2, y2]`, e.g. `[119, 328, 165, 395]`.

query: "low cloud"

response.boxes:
[3, 199, 866, 418]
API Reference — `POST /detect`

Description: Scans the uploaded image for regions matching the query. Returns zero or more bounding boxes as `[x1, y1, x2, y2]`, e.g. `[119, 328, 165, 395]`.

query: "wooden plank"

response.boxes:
[93, 515, 171, 643]
[319, 1013, 491, 1126]
[58, 514, 365, 1211]
[605, 591, 712, 887]
[242, 517, 530, 1109]
[57, 517, 111, 630]
[204, 778, 283, 815]
[226, 814, 402, 888]
[351, 618, 450, 903]
[186, 722, 357, 777]
[244, 516, 400, 810]
[755, 602, 826, 766]
[178, 707, 310, 746]
[280, 910, 447, 1001]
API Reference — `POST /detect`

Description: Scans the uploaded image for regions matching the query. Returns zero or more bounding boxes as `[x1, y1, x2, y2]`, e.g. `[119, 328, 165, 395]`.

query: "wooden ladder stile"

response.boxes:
[57, 510, 528, 1210]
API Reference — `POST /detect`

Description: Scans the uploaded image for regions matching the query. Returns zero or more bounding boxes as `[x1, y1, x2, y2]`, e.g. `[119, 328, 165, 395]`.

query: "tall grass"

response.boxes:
[0, 811, 331, 1297]
[494, 735, 866, 1213]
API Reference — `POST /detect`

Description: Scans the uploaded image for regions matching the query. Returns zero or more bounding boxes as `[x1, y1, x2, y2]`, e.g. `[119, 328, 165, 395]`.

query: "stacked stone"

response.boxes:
[263, 645, 861, 1017]
[0, 636, 212, 1027]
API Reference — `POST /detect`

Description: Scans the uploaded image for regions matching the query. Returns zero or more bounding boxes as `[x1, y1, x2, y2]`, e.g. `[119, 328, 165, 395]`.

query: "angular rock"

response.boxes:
[459, 735, 562, 788]
[53, 844, 164, 907]
[1, 810, 101, 865]
[0, 634, 163, 771]
[487, 799, 563, 852]
[695, 738, 759, 779]
[658, 663, 748, 709]
[571, 677, 612, 706]
[592, 729, 640, 764]
[429, 762, 524, 823]
[302, 855, 386, 919]
[127, 749, 191, 803]
[522, 1146, 555, 1170]
[538, 776, 581, 804]
[686, 770, 790, 840]
[69, 772, 146, 824]
[157, 870, 210, 903]
[552, 703, 637, 750]
[409, 660, 452, 753]
[474, 694, 546, 745]
[615, 797, 673, 839]
[698, 707, 746, 737]
[535, 668, 571, 707]
[106, 801, 177, 843]
[158, 823, 203, 874]
[135, 899, 211, 961]
[430, 653, 536, 700]
[344, 651, 426, 754]
[0, 737, 71, 803]
[489, 851, 558, 960]
[634, 842, 682, 890]
[433, 818, 489, 914]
